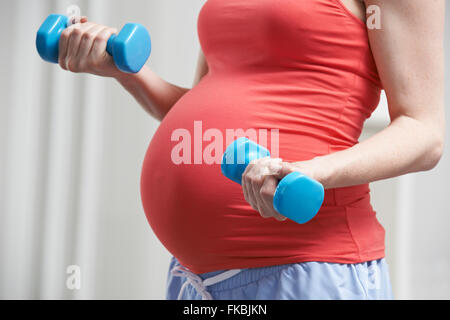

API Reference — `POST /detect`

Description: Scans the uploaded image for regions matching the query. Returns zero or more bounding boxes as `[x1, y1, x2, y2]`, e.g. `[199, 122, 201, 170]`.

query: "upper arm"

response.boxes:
[364, 0, 445, 136]
[193, 49, 209, 87]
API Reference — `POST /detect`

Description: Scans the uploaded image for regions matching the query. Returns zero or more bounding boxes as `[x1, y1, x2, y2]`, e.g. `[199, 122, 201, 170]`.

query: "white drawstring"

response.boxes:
[171, 265, 241, 300]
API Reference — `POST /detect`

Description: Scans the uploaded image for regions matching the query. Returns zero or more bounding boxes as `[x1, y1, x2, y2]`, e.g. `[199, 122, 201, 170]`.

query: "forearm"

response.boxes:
[115, 66, 189, 121]
[300, 115, 444, 189]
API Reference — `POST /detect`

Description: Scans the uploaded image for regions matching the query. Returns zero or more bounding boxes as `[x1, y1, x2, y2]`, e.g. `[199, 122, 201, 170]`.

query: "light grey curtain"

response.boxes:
[0, 0, 205, 299]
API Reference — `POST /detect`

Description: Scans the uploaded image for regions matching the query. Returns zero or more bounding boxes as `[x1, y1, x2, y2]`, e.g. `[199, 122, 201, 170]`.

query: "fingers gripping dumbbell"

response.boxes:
[221, 137, 325, 224]
[36, 14, 151, 73]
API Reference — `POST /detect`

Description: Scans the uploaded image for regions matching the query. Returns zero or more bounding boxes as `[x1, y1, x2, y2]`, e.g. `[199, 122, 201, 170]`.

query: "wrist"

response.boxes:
[289, 156, 335, 189]
[114, 71, 134, 83]
[314, 157, 334, 189]
[113, 65, 146, 83]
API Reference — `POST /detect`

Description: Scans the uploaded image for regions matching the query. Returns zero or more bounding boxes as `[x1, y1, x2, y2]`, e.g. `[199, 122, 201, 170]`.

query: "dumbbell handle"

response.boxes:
[221, 138, 325, 224]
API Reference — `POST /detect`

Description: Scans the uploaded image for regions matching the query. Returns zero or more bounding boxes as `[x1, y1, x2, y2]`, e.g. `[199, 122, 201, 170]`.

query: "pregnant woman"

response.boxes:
[58, 0, 445, 299]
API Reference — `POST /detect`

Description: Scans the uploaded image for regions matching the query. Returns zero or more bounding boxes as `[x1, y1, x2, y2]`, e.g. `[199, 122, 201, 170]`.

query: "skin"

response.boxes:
[59, 0, 445, 222]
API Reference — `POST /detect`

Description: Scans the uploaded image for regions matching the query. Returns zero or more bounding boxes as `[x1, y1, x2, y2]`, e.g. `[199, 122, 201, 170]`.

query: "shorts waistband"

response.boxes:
[196, 262, 297, 292]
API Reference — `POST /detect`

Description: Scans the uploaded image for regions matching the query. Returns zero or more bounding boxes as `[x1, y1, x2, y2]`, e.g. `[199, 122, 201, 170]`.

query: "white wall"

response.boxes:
[0, 0, 448, 299]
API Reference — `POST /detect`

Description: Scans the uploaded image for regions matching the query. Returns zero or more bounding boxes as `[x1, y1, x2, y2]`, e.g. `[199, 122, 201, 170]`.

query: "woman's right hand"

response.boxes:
[58, 17, 121, 78]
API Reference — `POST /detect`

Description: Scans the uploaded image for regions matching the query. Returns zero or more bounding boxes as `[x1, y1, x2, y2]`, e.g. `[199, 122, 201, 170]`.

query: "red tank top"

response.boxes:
[141, 0, 385, 273]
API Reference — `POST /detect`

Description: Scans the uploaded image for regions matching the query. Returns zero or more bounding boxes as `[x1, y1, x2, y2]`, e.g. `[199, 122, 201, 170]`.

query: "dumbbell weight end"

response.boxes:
[105, 23, 152, 74]
[36, 14, 69, 64]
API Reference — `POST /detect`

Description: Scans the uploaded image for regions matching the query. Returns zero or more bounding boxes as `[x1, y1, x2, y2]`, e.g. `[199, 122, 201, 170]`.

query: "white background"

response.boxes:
[0, 0, 449, 299]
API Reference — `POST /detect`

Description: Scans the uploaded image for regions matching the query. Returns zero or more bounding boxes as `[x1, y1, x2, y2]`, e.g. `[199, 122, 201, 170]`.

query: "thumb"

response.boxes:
[67, 16, 88, 26]
[274, 163, 295, 180]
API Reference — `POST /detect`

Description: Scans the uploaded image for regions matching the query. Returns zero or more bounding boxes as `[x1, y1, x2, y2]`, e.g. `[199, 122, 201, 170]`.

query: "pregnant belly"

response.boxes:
[139, 74, 374, 273]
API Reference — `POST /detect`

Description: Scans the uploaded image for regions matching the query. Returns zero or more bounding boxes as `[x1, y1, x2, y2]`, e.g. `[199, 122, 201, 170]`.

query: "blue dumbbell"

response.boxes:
[36, 14, 151, 73]
[221, 137, 325, 224]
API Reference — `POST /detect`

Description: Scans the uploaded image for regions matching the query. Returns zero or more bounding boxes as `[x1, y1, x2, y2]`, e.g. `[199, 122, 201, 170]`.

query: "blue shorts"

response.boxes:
[166, 256, 393, 300]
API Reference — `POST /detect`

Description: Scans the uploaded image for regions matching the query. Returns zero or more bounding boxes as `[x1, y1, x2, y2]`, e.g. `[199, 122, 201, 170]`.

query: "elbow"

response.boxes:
[421, 134, 444, 171]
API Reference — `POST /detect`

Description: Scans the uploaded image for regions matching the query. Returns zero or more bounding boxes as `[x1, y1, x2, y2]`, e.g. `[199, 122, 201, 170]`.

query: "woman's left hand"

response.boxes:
[241, 158, 327, 221]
